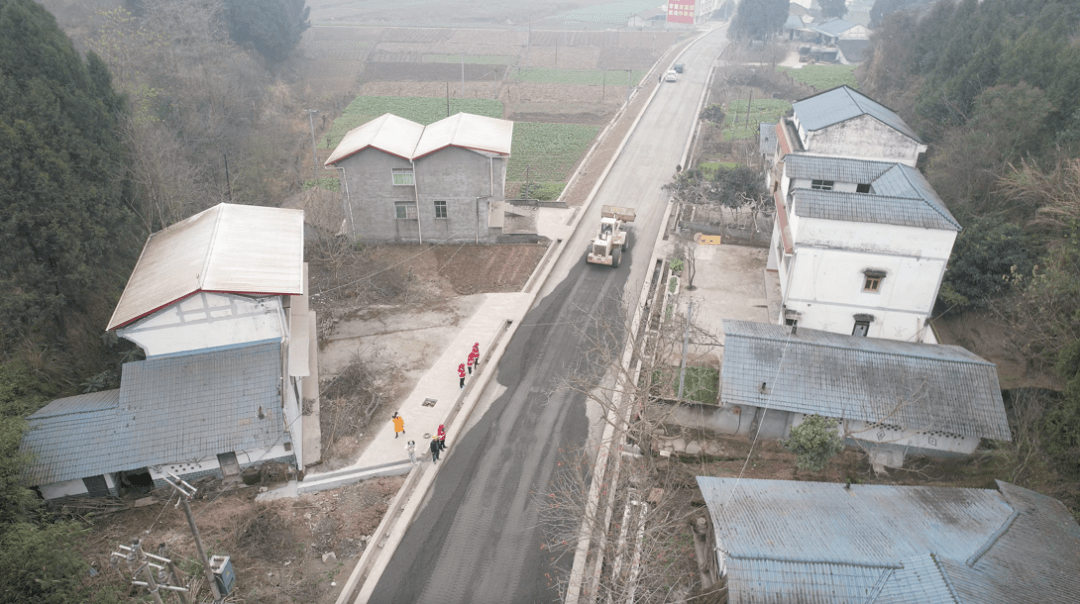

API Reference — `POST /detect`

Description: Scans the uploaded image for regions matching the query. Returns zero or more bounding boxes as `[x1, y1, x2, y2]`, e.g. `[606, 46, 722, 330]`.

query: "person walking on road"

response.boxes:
[467, 350, 476, 375]
[406, 440, 417, 465]
[472, 342, 480, 371]
[430, 437, 441, 464]
[392, 412, 405, 438]
[437, 424, 447, 452]
[458, 363, 466, 389]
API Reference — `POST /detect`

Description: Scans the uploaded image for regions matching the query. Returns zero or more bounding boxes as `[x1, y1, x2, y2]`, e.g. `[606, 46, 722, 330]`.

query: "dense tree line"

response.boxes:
[728, 0, 789, 40]
[862, 0, 1080, 472]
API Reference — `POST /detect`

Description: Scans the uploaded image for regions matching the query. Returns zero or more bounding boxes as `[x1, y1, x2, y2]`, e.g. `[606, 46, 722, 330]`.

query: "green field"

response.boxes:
[653, 365, 720, 405]
[424, 54, 516, 64]
[721, 98, 792, 141]
[506, 122, 599, 184]
[779, 64, 858, 91]
[511, 67, 645, 86]
[322, 96, 505, 148]
[699, 161, 741, 179]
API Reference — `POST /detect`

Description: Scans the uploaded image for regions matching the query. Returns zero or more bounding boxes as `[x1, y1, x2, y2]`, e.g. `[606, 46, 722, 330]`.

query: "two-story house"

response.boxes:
[768, 153, 960, 341]
[20, 204, 319, 500]
[325, 112, 513, 244]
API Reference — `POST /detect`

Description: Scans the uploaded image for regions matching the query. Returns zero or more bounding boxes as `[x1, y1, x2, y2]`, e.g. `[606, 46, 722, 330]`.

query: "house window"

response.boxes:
[863, 270, 886, 292]
[811, 179, 834, 190]
[856, 183, 871, 193]
[392, 168, 414, 186]
[395, 202, 417, 220]
[434, 200, 447, 219]
[853, 314, 874, 337]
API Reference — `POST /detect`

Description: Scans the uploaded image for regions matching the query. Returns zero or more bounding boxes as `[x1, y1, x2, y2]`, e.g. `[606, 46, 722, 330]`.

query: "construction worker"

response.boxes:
[459, 363, 466, 389]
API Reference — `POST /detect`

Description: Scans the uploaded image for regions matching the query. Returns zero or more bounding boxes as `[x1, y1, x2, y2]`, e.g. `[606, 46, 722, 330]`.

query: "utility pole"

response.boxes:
[461, 53, 465, 98]
[446, 82, 450, 116]
[166, 474, 224, 604]
[304, 109, 320, 182]
[626, 69, 632, 105]
[111, 538, 190, 604]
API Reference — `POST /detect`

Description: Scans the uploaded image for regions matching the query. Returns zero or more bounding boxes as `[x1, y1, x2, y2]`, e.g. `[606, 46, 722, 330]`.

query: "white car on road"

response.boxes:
[663, 70, 679, 82]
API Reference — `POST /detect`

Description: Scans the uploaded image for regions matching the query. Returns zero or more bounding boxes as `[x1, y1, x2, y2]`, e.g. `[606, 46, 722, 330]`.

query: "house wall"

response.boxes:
[781, 214, 953, 341]
[796, 114, 926, 166]
[336, 146, 505, 244]
[118, 293, 286, 358]
[414, 146, 504, 243]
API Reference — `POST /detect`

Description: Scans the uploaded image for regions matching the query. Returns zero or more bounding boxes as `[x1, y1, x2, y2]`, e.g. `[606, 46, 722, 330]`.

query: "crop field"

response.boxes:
[322, 97, 505, 148]
[511, 67, 646, 86]
[507, 122, 599, 184]
[778, 64, 858, 91]
[721, 98, 792, 141]
[424, 54, 516, 64]
[542, 0, 665, 27]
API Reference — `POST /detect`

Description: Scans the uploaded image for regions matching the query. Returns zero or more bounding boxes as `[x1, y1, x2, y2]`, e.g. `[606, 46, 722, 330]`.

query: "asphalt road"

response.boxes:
[369, 25, 730, 604]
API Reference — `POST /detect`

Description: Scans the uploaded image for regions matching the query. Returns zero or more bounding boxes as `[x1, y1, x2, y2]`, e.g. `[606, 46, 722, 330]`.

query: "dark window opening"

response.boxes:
[856, 183, 871, 193]
[863, 270, 886, 292]
[811, 179, 834, 190]
[853, 320, 871, 337]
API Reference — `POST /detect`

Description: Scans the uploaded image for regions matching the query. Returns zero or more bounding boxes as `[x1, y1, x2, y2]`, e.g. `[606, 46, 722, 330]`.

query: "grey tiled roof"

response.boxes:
[696, 477, 1080, 604]
[793, 86, 921, 142]
[720, 321, 1011, 440]
[793, 188, 961, 231]
[784, 154, 894, 184]
[813, 18, 858, 37]
[758, 123, 776, 159]
[21, 341, 287, 486]
[837, 39, 871, 62]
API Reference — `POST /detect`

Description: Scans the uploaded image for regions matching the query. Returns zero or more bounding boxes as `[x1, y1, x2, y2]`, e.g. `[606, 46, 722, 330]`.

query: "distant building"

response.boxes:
[696, 477, 1080, 603]
[325, 112, 514, 245]
[21, 204, 318, 500]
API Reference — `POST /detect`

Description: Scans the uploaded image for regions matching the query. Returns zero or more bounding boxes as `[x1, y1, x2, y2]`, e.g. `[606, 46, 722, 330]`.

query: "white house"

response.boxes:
[766, 153, 959, 342]
[773, 86, 927, 167]
[21, 204, 320, 500]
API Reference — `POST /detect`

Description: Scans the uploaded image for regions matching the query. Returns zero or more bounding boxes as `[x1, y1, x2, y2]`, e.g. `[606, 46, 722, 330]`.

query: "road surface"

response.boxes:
[369, 25, 730, 604]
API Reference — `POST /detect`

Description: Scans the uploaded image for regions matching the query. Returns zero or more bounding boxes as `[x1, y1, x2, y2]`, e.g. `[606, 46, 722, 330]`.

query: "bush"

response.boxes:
[783, 415, 844, 472]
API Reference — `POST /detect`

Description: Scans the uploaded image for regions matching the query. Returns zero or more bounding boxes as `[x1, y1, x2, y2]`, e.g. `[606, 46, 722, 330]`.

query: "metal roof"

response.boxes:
[414, 112, 513, 159]
[21, 341, 287, 486]
[793, 188, 961, 231]
[107, 204, 305, 330]
[325, 112, 513, 166]
[720, 321, 1011, 440]
[793, 86, 921, 142]
[811, 18, 858, 36]
[696, 477, 1080, 604]
[324, 113, 426, 165]
[784, 154, 895, 184]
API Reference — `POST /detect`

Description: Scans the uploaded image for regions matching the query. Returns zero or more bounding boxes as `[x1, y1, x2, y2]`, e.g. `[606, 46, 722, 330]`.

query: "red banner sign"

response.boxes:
[666, 0, 696, 24]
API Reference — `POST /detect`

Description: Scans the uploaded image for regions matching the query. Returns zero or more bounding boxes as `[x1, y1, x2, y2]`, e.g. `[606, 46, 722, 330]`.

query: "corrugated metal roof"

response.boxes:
[793, 188, 961, 231]
[720, 321, 1011, 440]
[28, 390, 120, 419]
[325, 112, 513, 166]
[696, 477, 1080, 604]
[793, 86, 921, 142]
[21, 341, 287, 485]
[108, 204, 305, 330]
[784, 154, 895, 184]
[414, 112, 513, 159]
[324, 113, 425, 165]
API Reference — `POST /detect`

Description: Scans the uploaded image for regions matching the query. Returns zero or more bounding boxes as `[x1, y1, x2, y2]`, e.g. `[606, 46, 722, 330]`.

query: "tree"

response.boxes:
[224, 0, 310, 63]
[782, 414, 844, 472]
[728, 0, 789, 41]
[937, 216, 1035, 311]
[0, 0, 137, 372]
[819, 0, 848, 19]
[869, 0, 932, 28]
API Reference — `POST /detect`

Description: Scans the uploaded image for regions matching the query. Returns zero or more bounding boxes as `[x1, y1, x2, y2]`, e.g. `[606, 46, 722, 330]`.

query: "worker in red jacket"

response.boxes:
[472, 342, 480, 370]
[467, 350, 477, 374]
[459, 363, 466, 389]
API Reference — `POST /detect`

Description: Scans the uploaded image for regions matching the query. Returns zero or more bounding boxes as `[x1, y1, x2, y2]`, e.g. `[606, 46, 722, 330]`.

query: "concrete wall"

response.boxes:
[779, 213, 953, 342]
[337, 146, 506, 244]
[797, 115, 925, 167]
